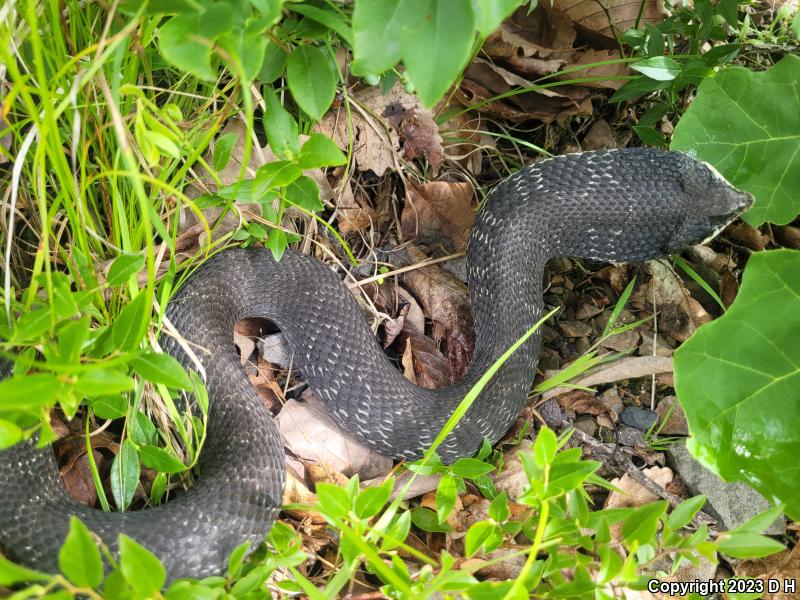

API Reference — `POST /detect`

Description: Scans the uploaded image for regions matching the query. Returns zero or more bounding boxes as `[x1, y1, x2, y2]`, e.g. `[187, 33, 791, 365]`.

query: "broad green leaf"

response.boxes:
[12, 307, 53, 342]
[92, 395, 128, 419]
[402, 0, 476, 107]
[666, 495, 707, 530]
[212, 132, 237, 171]
[110, 439, 140, 511]
[111, 291, 150, 351]
[351, 0, 409, 76]
[107, 254, 145, 286]
[259, 42, 289, 85]
[0, 374, 64, 411]
[631, 56, 682, 81]
[533, 426, 557, 468]
[266, 227, 288, 261]
[138, 445, 187, 473]
[158, 6, 235, 80]
[59, 517, 103, 588]
[255, 161, 302, 190]
[464, 520, 498, 556]
[316, 482, 352, 519]
[285, 175, 323, 211]
[436, 473, 458, 523]
[286, 45, 337, 120]
[227, 542, 250, 579]
[731, 504, 785, 534]
[472, 0, 526, 36]
[717, 532, 785, 558]
[0, 556, 50, 586]
[132, 352, 192, 389]
[298, 133, 347, 169]
[674, 249, 800, 520]
[288, 3, 353, 45]
[381, 511, 411, 550]
[0, 418, 23, 448]
[75, 368, 134, 396]
[621, 500, 668, 546]
[119, 534, 166, 595]
[263, 87, 300, 160]
[671, 55, 800, 225]
[410, 507, 452, 532]
[450, 457, 494, 479]
[355, 479, 393, 518]
[488, 490, 509, 522]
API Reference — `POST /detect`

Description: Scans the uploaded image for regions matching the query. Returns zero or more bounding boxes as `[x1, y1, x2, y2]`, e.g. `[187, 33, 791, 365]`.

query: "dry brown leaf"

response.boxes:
[654, 396, 688, 436]
[399, 326, 451, 389]
[541, 355, 673, 402]
[317, 81, 444, 176]
[606, 467, 674, 508]
[736, 544, 800, 600]
[336, 182, 377, 234]
[555, 0, 667, 43]
[556, 389, 618, 423]
[567, 49, 631, 90]
[728, 222, 770, 251]
[632, 260, 711, 342]
[277, 390, 392, 480]
[401, 181, 476, 253]
[582, 119, 618, 150]
[400, 245, 475, 380]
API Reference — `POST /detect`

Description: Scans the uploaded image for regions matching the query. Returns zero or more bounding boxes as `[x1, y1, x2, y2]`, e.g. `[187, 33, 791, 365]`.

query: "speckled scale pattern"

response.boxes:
[0, 149, 751, 580]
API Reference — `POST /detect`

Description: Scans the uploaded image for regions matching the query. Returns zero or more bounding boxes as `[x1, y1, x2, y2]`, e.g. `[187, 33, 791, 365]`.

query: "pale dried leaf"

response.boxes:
[277, 390, 392, 480]
[555, 0, 667, 42]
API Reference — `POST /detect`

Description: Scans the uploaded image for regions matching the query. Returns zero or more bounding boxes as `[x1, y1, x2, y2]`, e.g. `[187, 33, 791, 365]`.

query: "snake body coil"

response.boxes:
[0, 149, 751, 579]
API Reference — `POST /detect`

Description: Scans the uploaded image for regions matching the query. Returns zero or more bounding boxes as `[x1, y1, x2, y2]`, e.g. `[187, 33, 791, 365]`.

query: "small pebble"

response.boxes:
[616, 424, 646, 447]
[620, 406, 658, 431]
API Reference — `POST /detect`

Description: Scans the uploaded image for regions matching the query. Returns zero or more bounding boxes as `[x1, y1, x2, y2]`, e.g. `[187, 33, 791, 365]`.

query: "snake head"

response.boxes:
[665, 158, 754, 253]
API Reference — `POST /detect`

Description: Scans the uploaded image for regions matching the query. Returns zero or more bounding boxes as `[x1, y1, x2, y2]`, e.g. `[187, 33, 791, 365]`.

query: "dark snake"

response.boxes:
[0, 149, 752, 581]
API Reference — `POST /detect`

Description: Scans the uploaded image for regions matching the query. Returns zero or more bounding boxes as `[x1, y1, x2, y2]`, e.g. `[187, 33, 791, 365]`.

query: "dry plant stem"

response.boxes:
[568, 424, 717, 528]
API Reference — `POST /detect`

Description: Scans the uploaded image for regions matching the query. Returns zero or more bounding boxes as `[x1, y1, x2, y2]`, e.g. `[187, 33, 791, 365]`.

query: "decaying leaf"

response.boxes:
[277, 390, 392, 481]
[401, 181, 476, 253]
[555, 0, 667, 43]
[736, 544, 800, 600]
[398, 245, 476, 380]
[317, 82, 444, 176]
[399, 326, 451, 388]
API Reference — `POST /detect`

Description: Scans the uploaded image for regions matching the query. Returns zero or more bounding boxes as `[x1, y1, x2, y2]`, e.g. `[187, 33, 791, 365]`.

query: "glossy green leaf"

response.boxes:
[355, 480, 393, 519]
[266, 227, 288, 261]
[0, 419, 23, 449]
[286, 45, 337, 120]
[316, 482, 352, 519]
[111, 291, 150, 351]
[258, 42, 289, 84]
[75, 368, 134, 396]
[621, 500, 668, 546]
[0, 374, 64, 411]
[666, 495, 707, 530]
[450, 457, 494, 479]
[717, 532, 785, 558]
[402, 0, 476, 107]
[263, 87, 300, 160]
[298, 133, 347, 169]
[671, 55, 800, 225]
[212, 132, 237, 171]
[110, 439, 140, 511]
[631, 56, 682, 81]
[436, 473, 458, 523]
[465, 520, 500, 556]
[119, 534, 166, 596]
[410, 507, 452, 532]
[472, 0, 525, 36]
[138, 445, 187, 474]
[158, 6, 235, 80]
[381, 511, 411, 550]
[0, 556, 50, 586]
[285, 175, 323, 211]
[132, 352, 192, 389]
[59, 517, 103, 588]
[674, 249, 800, 520]
[255, 161, 302, 190]
[107, 254, 145, 286]
[351, 0, 408, 75]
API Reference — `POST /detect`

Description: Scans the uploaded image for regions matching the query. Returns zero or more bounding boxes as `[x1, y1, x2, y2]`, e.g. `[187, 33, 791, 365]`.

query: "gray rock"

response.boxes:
[654, 396, 688, 435]
[621, 406, 658, 431]
[257, 333, 292, 369]
[668, 442, 785, 535]
[616, 424, 646, 447]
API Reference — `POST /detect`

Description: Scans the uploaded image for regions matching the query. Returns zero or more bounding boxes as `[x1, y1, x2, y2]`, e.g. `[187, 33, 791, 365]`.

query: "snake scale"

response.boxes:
[0, 149, 752, 581]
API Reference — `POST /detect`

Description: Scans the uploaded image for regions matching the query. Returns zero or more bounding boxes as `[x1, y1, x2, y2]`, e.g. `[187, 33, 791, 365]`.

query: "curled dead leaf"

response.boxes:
[401, 181, 476, 254]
